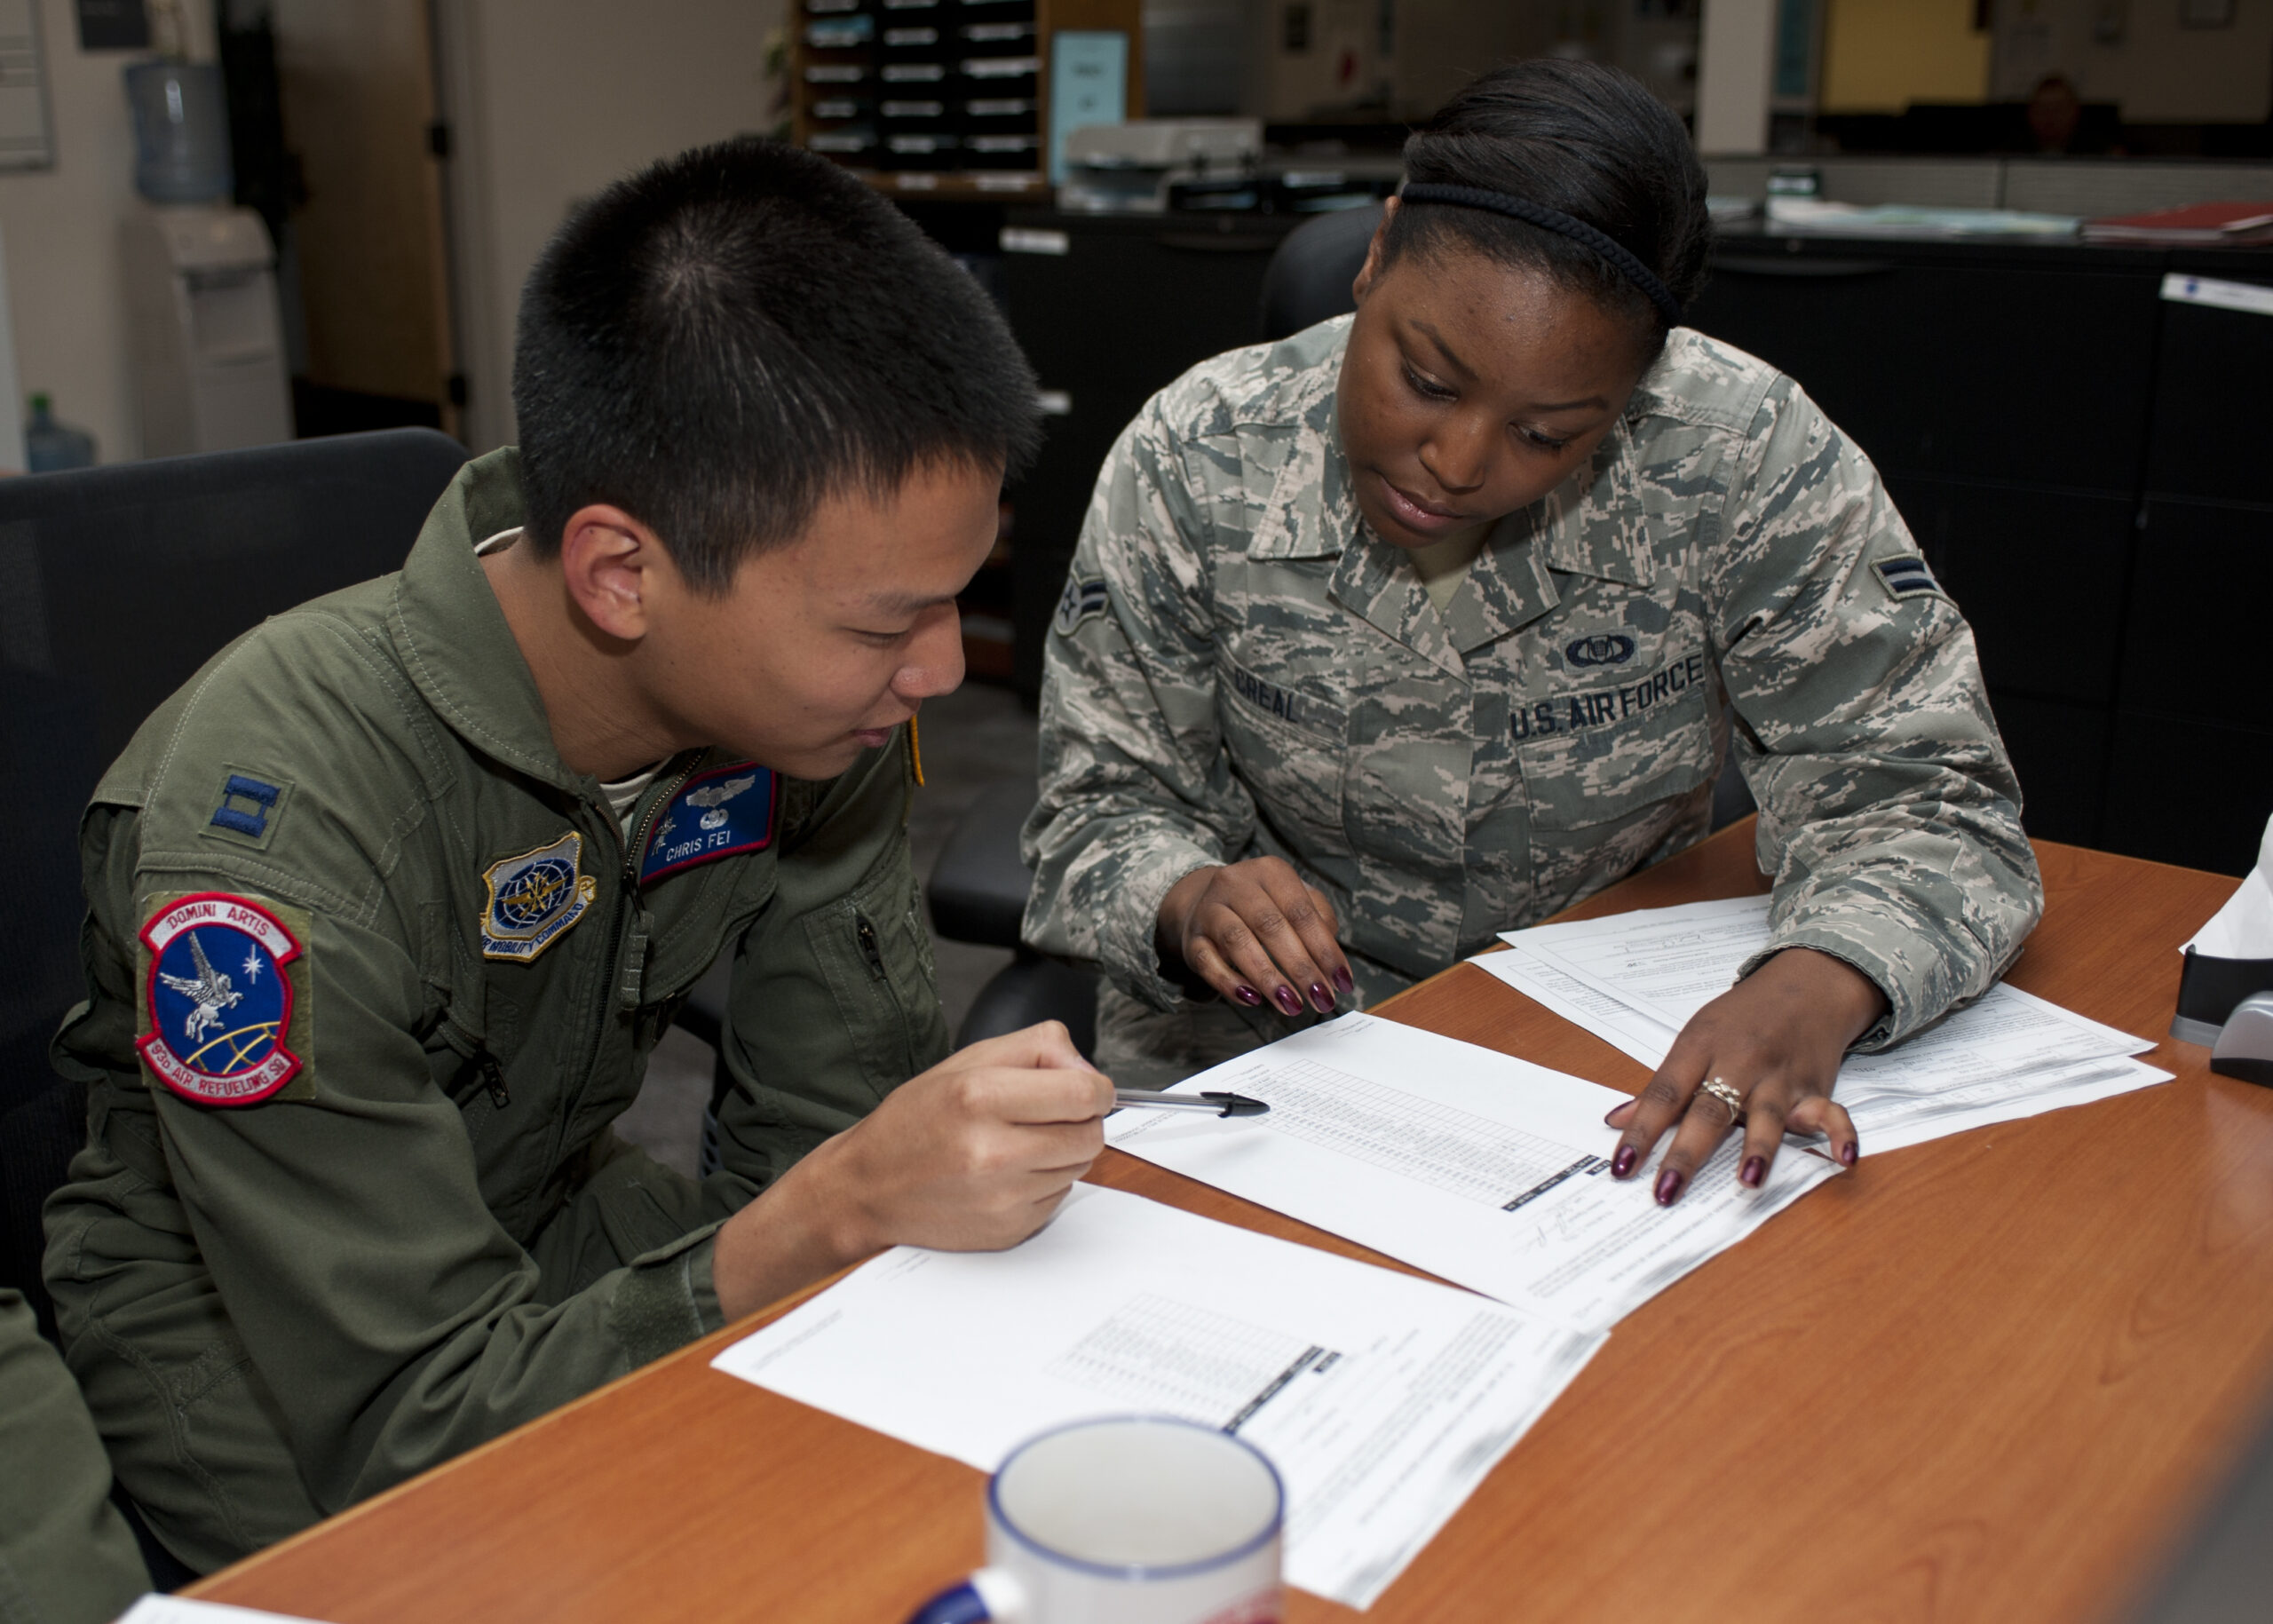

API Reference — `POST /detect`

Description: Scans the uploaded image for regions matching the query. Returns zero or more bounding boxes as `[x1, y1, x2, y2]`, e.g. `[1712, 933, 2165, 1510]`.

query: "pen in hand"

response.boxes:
[1110, 1089, 1270, 1118]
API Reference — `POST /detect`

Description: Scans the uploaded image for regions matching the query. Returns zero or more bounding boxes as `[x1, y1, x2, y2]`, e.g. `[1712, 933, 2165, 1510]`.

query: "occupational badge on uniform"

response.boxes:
[1564, 632, 1637, 668]
[640, 761, 778, 884]
[479, 832, 598, 962]
[1872, 555, 1945, 603]
[138, 892, 305, 1106]
[1054, 575, 1110, 636]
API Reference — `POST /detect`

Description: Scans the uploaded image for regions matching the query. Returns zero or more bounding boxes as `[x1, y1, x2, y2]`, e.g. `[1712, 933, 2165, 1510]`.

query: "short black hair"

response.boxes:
[1382, 61, 1711, 364]
[512, 137, 1041, 592]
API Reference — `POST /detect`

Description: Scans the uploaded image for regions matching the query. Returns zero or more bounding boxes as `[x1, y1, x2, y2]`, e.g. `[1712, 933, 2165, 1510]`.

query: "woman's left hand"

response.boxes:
[1602, 947, 1889, 1204]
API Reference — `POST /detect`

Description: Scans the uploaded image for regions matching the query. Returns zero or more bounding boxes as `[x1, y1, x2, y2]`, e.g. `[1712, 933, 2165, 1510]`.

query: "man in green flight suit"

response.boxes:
[0, 1289, 148, 1622]
[43, 139, 1111, 1575]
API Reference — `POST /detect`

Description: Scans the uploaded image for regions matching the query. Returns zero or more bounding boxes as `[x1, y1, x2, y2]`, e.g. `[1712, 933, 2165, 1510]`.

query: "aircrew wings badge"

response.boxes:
[480, 831, 598, 963]
[640, 762, 778, 885]
[139, 893, 305, 1106]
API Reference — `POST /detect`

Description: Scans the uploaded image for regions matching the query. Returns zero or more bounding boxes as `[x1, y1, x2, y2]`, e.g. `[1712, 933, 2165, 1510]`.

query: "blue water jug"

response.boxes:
[124, 60, 234, 204]
[24, 394, 97, 472]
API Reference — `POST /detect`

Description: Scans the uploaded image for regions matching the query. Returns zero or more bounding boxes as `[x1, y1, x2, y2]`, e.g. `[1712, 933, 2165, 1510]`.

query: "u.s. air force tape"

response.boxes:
[1054, 576, 1110, 636]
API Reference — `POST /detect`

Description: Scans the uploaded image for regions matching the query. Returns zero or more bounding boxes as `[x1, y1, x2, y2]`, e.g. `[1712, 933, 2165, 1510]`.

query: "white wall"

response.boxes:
[434, 0, 786, 452]
[0, 0, 217, 464]
[1991, 0, 2273, 123]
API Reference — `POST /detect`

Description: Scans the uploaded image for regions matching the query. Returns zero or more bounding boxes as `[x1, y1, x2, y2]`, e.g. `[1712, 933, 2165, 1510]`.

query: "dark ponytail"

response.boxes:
[1383, 60, 1710, 364]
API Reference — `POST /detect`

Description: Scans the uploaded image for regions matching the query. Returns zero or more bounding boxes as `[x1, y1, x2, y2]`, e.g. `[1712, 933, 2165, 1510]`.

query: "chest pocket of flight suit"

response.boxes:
[804, 855, 944, 1103]
[1216, 654, 1352, 859]
[1517, 649, 1717, 907]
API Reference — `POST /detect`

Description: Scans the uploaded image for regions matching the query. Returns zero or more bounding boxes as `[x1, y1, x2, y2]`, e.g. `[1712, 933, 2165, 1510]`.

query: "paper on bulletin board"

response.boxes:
[0, 0, 54, 171]
[1048, 29, 1126, 185]
[0, 222, 21, 471]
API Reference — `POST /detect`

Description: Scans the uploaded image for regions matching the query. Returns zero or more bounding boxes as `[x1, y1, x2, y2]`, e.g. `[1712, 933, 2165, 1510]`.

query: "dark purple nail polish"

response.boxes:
[1611, 1145, 1637, 1178]
[1333, 966, 1354, 995]
[1310, 981, 1334, 1013]
[1232, 984, 1261, 1007]
[1740, 1155, 1766, 1188]
[1654, 1168, 1685, 1206]
[1839, 1141, 1859, 1167]
[1274, 985, 1303, 1016]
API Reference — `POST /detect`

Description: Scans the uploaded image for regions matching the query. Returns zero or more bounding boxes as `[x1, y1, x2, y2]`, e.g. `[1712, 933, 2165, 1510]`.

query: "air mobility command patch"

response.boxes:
[480, 832, 598, 962]
[138, 892, 313, 1106]
[640, 762, 778, 884]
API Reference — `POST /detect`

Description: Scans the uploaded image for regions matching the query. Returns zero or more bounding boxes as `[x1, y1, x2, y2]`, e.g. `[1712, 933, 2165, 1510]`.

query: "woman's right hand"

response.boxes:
[1155, 859, 1351, 1018]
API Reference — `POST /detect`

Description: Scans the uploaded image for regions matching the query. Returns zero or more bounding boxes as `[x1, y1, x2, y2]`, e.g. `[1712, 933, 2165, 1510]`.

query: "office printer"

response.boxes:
[1058, 119, 1262, 214]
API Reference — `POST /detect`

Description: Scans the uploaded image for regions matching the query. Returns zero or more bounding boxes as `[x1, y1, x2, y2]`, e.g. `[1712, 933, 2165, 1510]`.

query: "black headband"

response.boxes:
[1398, 183, 1683, 326]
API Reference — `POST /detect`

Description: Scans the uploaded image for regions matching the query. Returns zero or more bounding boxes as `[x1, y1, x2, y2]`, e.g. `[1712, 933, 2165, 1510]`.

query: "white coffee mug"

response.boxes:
[905, 1415, 1285, 1624]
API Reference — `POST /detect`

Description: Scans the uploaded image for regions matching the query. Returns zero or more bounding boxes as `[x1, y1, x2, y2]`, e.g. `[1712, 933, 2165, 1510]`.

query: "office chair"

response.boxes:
[928, 779, 1098, 1054]
[0, 428, 471, 1343]
[1258, 202, 1383, 342]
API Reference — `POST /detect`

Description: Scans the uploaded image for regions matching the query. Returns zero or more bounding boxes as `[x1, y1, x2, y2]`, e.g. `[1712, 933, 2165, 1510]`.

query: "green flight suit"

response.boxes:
[0, 1289, 148, 1623]
[42, 449, 949, 1573]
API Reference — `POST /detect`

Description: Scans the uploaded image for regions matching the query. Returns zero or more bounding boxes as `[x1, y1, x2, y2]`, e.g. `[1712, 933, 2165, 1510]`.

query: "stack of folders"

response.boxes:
[1473, 894, 2171, 1155]
[2082, 201, 2273, 245]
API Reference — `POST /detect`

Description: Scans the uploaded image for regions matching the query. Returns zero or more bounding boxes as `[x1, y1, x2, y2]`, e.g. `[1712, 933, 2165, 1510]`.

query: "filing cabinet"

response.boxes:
[1686, 235, 2270, 874]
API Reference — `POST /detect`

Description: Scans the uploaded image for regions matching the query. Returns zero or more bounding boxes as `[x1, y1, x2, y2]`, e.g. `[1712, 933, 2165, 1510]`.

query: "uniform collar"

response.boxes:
[387, 448, 591, 796]
[1242, 326, 1654, 672]
[1535, 414, 1654, 590]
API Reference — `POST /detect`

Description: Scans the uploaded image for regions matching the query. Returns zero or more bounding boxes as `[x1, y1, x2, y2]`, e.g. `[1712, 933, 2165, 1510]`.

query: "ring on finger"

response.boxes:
[1696, 1076, 1746, 1124]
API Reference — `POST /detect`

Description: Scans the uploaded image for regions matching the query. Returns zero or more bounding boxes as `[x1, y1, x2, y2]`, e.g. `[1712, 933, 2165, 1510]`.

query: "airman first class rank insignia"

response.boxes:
[139, 892, 305, 1106]
[1873, 555, 1944, 603]
[640, 762, 778, 884]
[1054, 576, 1109, 636]
[480, 831, 598, 962]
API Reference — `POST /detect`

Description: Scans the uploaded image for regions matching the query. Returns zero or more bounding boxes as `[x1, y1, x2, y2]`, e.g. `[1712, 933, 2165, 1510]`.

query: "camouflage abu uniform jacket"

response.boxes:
[1024, 316, 2041, 1074]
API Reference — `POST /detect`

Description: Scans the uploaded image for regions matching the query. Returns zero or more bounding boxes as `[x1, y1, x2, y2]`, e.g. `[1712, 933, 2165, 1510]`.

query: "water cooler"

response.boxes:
[120, 205, 293, 457]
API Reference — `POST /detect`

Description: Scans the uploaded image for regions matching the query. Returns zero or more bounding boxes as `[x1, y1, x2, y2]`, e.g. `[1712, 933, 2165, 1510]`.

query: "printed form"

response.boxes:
[1472, 896, 2172, 1153]
[1104, 1014, 1840, 1332]
[711, 1184, 1603, 1610]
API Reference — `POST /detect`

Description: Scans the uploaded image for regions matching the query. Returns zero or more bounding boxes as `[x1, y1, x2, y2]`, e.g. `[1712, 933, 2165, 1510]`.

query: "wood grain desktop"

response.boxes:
[188, 822, 2269, 1624]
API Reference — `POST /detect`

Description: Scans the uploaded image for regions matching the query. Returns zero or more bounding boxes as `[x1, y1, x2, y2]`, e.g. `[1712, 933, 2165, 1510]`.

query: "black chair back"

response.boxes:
[1258, 202, 1385, 342]
[0, 428, 470, 1335]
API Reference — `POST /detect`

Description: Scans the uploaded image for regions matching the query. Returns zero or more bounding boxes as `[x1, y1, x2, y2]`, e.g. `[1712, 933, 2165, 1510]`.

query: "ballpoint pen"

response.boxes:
[1110, 1089, 1270, 1118]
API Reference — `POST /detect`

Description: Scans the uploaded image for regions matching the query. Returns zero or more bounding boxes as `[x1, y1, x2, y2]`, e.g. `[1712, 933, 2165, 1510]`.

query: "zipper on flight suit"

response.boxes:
[856, 914, 887, 980]
[477, 1051, 510, 1109]
[566, 754, 706, 1125]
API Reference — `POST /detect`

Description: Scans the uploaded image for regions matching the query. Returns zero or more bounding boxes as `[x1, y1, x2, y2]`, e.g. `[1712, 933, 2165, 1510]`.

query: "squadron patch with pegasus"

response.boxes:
[138, 892, 308, 1106]
[640, 762, 778, 884]
[480, 832, 598, 962]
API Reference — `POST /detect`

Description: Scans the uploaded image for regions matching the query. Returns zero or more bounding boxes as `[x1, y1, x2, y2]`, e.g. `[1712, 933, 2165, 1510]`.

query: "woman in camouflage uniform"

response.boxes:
[1023, 60, 2041, 1205]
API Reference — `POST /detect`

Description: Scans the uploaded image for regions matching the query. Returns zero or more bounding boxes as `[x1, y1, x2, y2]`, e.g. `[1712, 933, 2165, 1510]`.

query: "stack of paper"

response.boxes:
[1473, 895, 2171, 1154]
[710, 901, 2172, 1610]
[714, 1184, 1604, 1610]
[1765, 197, 2081, 238]
[1105, 1012, 1838, 1331]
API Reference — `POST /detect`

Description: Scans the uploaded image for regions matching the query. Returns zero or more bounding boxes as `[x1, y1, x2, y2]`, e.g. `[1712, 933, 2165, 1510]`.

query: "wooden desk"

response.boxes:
[192, 828, 2271, 1623]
